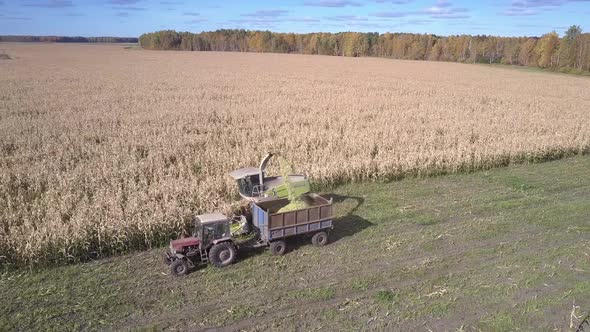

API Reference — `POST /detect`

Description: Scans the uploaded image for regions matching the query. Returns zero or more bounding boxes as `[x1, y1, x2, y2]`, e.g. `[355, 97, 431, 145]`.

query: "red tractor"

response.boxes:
[165, 193, 334, 276]
[165, 213, 238, 276]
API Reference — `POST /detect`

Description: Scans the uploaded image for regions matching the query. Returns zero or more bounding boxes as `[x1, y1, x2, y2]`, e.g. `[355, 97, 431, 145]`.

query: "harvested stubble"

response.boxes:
[1, 43, 589, 266]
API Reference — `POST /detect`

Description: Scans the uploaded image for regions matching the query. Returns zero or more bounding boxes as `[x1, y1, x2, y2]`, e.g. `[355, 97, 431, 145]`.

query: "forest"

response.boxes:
[0, 35, 138, 43]
[139, 26, 590, 74]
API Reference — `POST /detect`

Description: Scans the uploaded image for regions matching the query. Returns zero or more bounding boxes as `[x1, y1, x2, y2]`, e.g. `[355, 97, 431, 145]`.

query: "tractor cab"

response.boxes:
[169, 213, 230, 253]
[166, 213, 237, 276]
[194, 213, 232, 248]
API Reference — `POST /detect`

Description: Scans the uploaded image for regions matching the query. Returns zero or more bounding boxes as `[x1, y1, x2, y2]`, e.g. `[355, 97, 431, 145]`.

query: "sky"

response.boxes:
[0, 0, 589, 37]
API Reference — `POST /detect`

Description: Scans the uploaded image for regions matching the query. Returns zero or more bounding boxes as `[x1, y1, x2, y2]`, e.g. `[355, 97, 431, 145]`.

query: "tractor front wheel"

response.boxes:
[170, 259, 189, 276]
[209, 242, 237, 268]
[270, 240, 287, 256]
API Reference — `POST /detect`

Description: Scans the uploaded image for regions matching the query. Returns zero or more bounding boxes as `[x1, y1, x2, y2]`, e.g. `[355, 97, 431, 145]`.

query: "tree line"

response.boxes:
[0, 35, 138, 43]
[139, 26, 590, 74]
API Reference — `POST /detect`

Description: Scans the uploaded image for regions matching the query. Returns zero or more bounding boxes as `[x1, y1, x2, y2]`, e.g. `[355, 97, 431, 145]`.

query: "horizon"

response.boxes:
[0, 1, 589, 38]
[0, 26, 587, 39]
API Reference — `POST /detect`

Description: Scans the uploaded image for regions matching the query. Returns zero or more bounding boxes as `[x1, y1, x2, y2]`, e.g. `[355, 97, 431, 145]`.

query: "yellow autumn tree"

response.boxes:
[536, 32, 560, 68]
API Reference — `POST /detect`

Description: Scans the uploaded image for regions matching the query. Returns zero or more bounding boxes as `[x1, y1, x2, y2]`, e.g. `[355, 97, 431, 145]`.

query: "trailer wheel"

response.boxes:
[311, 231, 329, 247]
[170, 259, 189, 276]
[270, 240, 287, 256]
[209, 242, 237, 268]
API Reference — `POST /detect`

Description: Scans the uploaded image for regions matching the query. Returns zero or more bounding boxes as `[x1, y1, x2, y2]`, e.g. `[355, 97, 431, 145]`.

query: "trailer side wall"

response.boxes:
[251, 194, 333, 242]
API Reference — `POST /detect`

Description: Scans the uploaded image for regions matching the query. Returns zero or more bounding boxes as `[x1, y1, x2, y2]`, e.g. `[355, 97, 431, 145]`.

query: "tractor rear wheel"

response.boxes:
[311, 231, 329, 247]
[209, 242, 237, 268]
[170, 259, 189, 276]
[270, 240, 287, 255]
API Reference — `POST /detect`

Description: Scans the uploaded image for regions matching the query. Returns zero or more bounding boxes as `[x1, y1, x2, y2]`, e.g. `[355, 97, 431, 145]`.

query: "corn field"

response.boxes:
[1, 43, 589, 266]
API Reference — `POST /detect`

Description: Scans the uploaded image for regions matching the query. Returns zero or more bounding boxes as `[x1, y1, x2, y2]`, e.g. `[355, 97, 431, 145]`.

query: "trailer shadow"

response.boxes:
[236, 194, 374, 261]
[327, 193, 365, 214]
[330, 213, 373, 243]
[324, 193, 374, 243]
[286, 194, 373, 252]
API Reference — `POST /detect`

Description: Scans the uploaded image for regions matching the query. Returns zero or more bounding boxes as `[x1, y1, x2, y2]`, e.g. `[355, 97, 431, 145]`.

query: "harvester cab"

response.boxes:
[228, 153, 311, 202]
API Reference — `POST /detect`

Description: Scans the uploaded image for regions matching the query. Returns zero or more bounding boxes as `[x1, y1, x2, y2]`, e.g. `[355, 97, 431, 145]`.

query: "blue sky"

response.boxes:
[0, 0, 588, 37]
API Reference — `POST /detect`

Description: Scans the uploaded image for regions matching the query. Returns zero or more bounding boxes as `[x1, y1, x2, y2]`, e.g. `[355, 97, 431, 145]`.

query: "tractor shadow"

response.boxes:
[236, 238, 267, 261]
